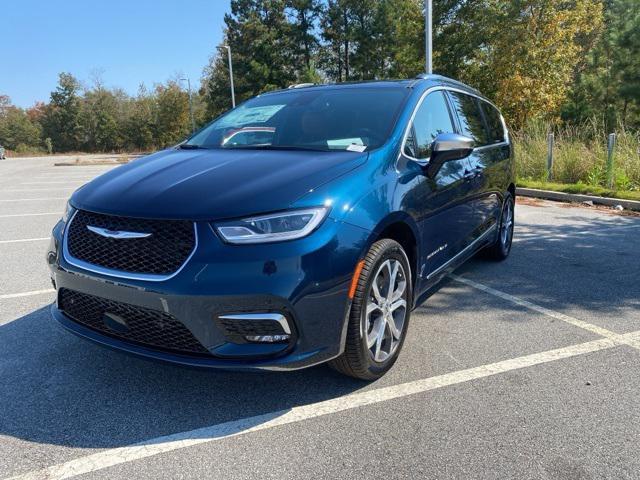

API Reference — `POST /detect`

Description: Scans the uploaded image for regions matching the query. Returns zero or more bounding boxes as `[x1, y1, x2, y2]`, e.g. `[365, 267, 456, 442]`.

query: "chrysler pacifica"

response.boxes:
[47, 74, 515, 379]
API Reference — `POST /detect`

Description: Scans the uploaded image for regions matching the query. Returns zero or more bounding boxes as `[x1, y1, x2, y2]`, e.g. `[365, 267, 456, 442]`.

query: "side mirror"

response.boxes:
[425, 133, 475, 178]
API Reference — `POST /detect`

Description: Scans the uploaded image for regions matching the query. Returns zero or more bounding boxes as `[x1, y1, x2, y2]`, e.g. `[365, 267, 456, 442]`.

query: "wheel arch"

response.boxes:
[363, 212, 420, 291]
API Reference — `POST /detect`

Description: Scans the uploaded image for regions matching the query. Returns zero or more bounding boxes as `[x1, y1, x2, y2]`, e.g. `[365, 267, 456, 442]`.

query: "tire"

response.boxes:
[329, 239, 412, 380]
[483, 192, 514, 261]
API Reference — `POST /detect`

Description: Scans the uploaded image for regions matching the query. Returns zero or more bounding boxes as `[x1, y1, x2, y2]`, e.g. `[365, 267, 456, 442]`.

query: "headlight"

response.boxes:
[215, 207, 329, 244]
[62, 201, 73, 223]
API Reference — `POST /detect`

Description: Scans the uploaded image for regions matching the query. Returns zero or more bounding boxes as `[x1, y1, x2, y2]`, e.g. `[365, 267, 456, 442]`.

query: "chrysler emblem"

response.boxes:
[87, 225, 152, 239]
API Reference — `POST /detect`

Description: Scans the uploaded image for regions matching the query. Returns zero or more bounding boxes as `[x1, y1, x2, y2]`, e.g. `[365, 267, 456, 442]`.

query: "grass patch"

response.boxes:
[513, 120, 640, 191]
[517, 179, 640, 202]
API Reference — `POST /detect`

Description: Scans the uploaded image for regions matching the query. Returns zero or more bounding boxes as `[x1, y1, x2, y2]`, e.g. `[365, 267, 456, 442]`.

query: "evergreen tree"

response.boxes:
[563, 0, 640, 129]
[286, 0, 323, 75]
[203, 0, 297, 119]
[41, 73, 82, 152]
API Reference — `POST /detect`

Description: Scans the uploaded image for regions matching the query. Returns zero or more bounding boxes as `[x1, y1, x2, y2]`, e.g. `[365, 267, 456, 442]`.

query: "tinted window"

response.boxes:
[447, 92, 489, 146]
[404, 91, 454, 159]
[187, 87, 410, 152]
[480, 101, 505, 144]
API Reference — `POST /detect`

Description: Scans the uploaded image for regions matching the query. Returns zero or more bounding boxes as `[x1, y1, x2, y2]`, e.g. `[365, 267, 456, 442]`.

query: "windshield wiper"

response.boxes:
[177, 143, 204, 150]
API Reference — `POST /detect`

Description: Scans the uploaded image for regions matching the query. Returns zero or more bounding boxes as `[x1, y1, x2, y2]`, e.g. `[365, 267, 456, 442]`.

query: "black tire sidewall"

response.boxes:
[499, 194, 515, 257]
[354, 241, 412, 377]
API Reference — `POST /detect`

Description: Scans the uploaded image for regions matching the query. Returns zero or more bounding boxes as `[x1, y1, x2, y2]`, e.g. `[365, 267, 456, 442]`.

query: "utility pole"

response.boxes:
[180, 77, 196, 133]
[425, 0, 433, 74]
[218, 45, 236, 108]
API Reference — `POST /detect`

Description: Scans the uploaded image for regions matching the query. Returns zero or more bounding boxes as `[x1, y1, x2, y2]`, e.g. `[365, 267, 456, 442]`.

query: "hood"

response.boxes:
[71, 148, 367, 220]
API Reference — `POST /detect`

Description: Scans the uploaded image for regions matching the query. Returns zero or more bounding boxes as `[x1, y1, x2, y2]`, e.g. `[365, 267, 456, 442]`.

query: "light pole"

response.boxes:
[180, 76, 196, 133]
[425, 0, 433, 74]
[217, 45, 236, 108]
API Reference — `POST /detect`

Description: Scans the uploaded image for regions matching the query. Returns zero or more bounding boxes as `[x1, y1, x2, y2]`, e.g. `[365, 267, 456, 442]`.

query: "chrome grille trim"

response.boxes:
[62, 209, 199, 282]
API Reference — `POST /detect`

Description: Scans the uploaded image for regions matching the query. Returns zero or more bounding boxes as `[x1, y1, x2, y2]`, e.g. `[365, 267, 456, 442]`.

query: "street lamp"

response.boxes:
[179, 76, 196, 133]
[425, 0, 433, 74]
[217, 45, 236, 108]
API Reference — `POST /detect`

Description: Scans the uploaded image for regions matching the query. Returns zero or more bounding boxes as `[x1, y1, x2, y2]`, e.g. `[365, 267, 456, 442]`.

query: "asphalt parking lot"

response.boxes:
[1, 155, 640, 480]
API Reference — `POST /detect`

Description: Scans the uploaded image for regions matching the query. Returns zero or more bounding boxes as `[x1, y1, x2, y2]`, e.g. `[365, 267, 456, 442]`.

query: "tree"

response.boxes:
[563, 0, 640, 129]
[286, 0, 323, 74]
[203, 0, 298, 119]
[124, 84, 156, 151]
[460, 0, 603, 129]
[41, 73, 82, 152]
[80, 86, 122, 151]
[154, 81, 190, 147]
[0, 98, 42, 151]
[319, 0, 352, 81]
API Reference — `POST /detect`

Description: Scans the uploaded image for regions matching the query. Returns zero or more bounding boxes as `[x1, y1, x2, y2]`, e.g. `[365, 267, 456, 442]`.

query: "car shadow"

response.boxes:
[451, 211, 640, 318]
[0, 306, 369, 449]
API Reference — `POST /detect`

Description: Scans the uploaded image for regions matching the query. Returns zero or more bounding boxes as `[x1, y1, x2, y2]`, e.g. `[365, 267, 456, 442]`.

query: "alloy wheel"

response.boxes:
[500, 200, 514, 247]
[365, 259, 408, 363]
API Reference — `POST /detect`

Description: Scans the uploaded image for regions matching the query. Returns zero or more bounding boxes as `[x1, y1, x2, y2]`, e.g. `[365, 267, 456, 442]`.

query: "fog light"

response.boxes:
[245, 334, 290, 343]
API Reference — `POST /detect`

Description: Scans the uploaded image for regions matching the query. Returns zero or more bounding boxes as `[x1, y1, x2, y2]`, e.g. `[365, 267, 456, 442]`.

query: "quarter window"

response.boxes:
[447, 91, 490, 146]
[404, 91, 454, 159]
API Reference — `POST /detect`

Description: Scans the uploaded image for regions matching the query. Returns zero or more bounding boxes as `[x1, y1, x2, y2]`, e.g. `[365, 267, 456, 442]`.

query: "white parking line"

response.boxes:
[21, 181, 87, 185]
[4, 335, 623, 480]
[0, 289, 55, 300]
[0, 212, 60, 218]
[0, 237, 49, 244]
[451, 275, 640, 350]
[0, 198, 68, 202]
[3, 188, 75, 192]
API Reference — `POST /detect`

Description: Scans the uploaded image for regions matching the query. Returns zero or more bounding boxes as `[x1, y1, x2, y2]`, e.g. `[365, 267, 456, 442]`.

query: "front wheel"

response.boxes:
[329, 239, 412, 380]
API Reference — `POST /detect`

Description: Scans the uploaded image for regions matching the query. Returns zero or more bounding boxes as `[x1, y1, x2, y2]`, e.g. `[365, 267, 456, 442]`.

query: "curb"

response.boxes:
[516, 188, 640, 212]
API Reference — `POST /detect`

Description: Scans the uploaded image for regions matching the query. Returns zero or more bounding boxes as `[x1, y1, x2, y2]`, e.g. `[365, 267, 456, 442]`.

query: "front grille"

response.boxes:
[58, 289, 210, 355]
[66, 210, 195, 276]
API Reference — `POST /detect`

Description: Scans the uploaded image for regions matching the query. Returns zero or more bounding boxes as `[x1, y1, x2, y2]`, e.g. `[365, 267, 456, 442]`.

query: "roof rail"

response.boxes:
[287, 83, 317, 89]
[414, 73, 484, 97]
[415, 73, 452, 81]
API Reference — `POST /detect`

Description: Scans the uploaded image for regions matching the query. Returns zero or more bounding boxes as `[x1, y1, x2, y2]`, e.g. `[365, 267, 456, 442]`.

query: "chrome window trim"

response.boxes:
[62, 209, 199, 282]
[397, 85, 509, 166]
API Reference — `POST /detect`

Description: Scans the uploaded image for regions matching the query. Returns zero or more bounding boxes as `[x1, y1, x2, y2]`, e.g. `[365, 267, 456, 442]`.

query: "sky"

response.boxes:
[0, 0, 231, 108]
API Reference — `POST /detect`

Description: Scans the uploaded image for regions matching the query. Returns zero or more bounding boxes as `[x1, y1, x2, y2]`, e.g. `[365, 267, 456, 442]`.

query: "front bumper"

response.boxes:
[47, 215, 369, 371]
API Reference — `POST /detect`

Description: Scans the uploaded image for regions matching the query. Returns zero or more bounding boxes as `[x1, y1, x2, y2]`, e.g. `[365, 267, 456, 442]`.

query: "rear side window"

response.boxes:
[404, 91, 454, 159]
[447, 91, 489, 146]
[480, 101, 505, 144]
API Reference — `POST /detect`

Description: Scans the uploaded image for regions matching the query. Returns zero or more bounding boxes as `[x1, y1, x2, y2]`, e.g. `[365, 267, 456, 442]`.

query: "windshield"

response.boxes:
[186, 87, 409, 152]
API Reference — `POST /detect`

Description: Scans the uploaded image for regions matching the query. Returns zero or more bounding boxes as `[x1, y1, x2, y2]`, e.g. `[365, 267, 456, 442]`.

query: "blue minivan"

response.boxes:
[47, 74, 515, 379]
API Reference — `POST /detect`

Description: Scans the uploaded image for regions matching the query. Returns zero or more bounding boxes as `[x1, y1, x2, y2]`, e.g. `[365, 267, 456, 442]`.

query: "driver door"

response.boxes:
[401, 91, 476, 293]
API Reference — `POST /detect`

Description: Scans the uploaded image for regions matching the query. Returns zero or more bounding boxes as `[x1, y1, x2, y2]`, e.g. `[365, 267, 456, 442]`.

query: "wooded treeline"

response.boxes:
[1, 0, 638, 154]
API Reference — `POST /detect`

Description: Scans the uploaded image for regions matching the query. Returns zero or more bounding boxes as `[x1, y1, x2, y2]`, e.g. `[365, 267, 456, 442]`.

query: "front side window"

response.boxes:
[447, 91, 490, 146]
[480, 101, 505, 144]
[404, 91, 454, 159]
[186, 87, 410, 152]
